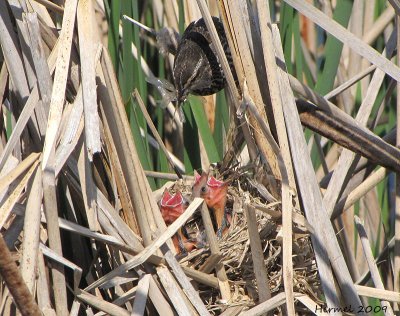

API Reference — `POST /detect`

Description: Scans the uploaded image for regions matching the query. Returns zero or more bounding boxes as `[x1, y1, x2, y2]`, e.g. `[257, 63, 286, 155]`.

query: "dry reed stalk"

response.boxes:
[243, 203, 271, 302]
[20, 166, 42, 293]
[324, 30, 396, 217]
[225, 0, 282, 184]
[85, 198, 203, 291]
[256, 3, 295, 309]
[42, 169, 68, 315]
[347, 0, 364, 83]
[355, 216, 394, 315]
[99, 49, 155, 244]
[355, 285, 400, 303]
[133, 89, 182, 177]
[24, 12, 52, 117]
[241, 292, 302, 316]
[332, 167, 389, 218]
[148, 276, 175, 315]
[273, 23, 353, 312]
[131, 274, 150, 316]
[38, 3, 78, 313]
[0, 3, 41, 149]
[77, 0, 101, 158]
[42, 0, 77, 169]
[36, 251, 55, 314]
[199, 202, 231, 301]
[160, 243, 210, 315]
[76, 289, 130, 316]
[156, 266, 198, 315]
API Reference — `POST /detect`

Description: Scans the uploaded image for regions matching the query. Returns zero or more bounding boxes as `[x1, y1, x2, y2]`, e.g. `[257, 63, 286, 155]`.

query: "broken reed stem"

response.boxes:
[42, 169, 68, 315]
[243, 203, 271, 302]
[0, 234, 41, 316]
[160, 244, 210, 316]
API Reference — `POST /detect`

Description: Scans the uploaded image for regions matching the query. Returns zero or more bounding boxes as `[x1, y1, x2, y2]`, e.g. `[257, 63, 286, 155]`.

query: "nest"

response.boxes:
[168, 173, 323, 314]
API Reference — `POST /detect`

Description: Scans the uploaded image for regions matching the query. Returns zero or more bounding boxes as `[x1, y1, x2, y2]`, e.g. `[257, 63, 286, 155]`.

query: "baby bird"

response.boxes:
[192, 172, 230, 238]
[160, 190, 196, 254]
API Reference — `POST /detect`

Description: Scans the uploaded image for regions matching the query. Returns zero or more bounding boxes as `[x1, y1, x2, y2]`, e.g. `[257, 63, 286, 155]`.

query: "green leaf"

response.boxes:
[314, 0, 353, 95]
[183, 105, 200, 173]
[105, 0, 120, 70]
[280, 2, 294, 75]
[214, 91, 229, 157]
[292, 13, 303, 81]
[190, 96, 221, 163]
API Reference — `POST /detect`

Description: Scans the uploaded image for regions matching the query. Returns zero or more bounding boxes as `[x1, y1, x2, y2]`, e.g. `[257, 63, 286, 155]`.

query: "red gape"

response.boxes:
[160, 190, 196, 254]
[160, 190, 186, 224]
[192, 172, 230, 237]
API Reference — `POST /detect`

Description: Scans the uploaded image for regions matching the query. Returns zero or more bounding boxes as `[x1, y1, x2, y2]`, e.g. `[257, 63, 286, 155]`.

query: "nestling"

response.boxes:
[160, 190, 196, 254]
[192, 172, 230, 238]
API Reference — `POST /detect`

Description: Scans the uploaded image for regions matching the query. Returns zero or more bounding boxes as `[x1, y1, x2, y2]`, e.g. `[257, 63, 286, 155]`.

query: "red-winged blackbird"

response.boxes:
[173, 17, 235, 105]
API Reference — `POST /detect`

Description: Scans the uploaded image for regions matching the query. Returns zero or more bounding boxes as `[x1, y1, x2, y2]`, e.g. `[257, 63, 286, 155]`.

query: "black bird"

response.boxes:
[173, 17, 234, 105]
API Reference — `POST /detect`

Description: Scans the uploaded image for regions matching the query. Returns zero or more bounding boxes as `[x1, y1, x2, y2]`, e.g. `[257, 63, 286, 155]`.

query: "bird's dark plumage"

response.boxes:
[173, 17, 233, 104]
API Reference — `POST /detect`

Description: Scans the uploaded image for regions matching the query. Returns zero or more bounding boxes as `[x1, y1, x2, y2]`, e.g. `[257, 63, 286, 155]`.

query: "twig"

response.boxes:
[122, 15, 156, 35]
